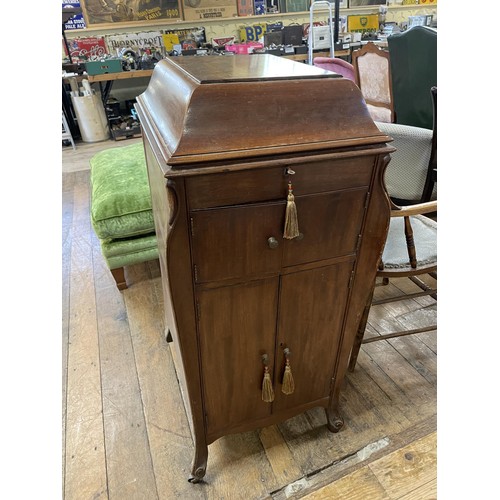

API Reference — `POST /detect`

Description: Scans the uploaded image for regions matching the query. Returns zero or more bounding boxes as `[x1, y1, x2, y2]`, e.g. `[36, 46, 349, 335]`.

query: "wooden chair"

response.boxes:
[352, 42, 394, 123]
[348, 200, 437, 371]
[348, 87, 437, 371]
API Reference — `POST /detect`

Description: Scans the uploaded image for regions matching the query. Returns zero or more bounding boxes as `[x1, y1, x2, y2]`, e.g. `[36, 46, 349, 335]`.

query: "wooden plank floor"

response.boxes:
[62, 140, 437, 500]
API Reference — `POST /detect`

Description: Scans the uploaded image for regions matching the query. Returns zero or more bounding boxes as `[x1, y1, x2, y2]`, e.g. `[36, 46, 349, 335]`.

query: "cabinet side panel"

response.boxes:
[333, 153, 391, 397]
[143, 140, 204, 444]
[197, 278, 279, 438]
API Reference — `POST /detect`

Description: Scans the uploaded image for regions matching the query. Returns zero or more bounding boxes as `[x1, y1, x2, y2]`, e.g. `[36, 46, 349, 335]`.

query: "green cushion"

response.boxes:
[100, 233, 158, 269]
[90, 142, 155, 240]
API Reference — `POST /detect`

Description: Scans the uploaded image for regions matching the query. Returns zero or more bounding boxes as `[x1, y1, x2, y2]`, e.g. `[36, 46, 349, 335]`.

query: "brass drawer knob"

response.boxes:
[267, 237, 279, 249]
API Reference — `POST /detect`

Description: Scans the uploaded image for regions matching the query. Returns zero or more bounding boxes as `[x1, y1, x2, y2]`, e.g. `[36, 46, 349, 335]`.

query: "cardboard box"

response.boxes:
[408, 14, 433, 28]
[237, 0, 254, 15]
[183, 0, 238, 21]
[225, 42, 264, 54]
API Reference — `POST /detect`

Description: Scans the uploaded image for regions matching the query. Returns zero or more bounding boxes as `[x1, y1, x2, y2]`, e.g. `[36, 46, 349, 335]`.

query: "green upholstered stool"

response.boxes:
[90, 142, 158, 290]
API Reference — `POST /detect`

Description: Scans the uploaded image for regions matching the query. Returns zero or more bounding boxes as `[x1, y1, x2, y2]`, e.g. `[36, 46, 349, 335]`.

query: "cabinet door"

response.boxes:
[273, 262, 354, 411]
[191, 202, 285, 283]
[197, 278, 279, 437]
[283, 189, 368, 267]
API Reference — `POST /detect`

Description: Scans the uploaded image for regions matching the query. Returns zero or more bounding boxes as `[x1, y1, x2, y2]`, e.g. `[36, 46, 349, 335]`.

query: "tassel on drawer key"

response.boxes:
[283, 181, 300, 239]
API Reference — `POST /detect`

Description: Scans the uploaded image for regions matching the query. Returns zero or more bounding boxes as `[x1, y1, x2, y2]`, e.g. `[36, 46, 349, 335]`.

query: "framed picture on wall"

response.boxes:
[80, 0, 183, 27]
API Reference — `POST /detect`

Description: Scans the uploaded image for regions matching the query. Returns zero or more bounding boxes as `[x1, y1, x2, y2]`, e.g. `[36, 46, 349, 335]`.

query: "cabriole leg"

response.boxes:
[188, 441, 208, 483]
[326, 399, 344, 433]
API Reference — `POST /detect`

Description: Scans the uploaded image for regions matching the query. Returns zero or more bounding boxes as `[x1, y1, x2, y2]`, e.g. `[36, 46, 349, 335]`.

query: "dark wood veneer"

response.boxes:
[135, 55, 394, 482]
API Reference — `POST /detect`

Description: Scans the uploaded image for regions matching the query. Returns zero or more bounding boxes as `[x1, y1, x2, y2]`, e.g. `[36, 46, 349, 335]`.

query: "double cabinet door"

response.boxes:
[197, 262, 354, 438]
[190, 187, 368, 437]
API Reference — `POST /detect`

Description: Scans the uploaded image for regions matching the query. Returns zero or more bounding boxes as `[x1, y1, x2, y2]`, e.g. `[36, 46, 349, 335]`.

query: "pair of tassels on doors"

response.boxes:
[262, 349, 294, 403]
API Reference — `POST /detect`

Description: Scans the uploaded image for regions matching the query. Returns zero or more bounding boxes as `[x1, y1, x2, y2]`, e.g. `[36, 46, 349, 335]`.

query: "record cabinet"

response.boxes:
[135, 55, 394, 481]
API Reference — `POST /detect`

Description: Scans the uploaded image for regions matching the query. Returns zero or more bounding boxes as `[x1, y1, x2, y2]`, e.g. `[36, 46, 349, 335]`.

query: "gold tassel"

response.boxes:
[283, 181, 300, 239]
[262, 365, 275, 403]
[282, 355, 295, 395]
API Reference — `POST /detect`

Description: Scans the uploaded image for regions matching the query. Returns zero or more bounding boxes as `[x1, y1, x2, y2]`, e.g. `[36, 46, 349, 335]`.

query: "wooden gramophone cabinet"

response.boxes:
[135, 54, 393, 482]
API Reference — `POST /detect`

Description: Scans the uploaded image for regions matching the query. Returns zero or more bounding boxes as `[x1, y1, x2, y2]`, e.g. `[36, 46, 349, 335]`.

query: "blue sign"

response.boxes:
[254, 0, 266, 15]
[63, 1, 86, 30]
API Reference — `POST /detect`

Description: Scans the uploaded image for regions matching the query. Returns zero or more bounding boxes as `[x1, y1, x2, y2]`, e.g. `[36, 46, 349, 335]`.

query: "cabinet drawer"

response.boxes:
[191, 202, 285, 284]
[186, 156, 374, 209]
[191, 187, 367, 284]
[284, 188, 367, 267]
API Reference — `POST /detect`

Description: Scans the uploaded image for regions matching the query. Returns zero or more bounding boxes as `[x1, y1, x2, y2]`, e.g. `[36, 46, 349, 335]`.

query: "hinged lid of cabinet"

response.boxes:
[136, 55, 390, 168]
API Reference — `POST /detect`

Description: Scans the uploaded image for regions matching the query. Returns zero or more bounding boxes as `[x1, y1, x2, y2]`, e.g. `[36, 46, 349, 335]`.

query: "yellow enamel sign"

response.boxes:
[347, 14, 379, 33]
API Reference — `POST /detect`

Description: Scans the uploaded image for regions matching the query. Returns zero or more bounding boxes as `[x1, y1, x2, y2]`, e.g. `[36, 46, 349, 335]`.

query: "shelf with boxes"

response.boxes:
[105, 97, 142, 141]
[64, 2, 436, 69]
[63, 1, 435, 142]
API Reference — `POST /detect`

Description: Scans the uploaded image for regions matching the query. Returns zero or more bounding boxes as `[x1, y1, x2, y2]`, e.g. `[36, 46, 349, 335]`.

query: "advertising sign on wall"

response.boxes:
[182, 0, 238, 21]
[105, 31, 165, 54]
[63, 37, 108, 62]
[63, 1, 86, 30]
[81, 0, 183, 26]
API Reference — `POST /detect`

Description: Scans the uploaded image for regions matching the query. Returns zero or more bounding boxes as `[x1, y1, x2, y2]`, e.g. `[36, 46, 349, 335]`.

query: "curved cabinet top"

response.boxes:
[136, 54, 391, 169]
